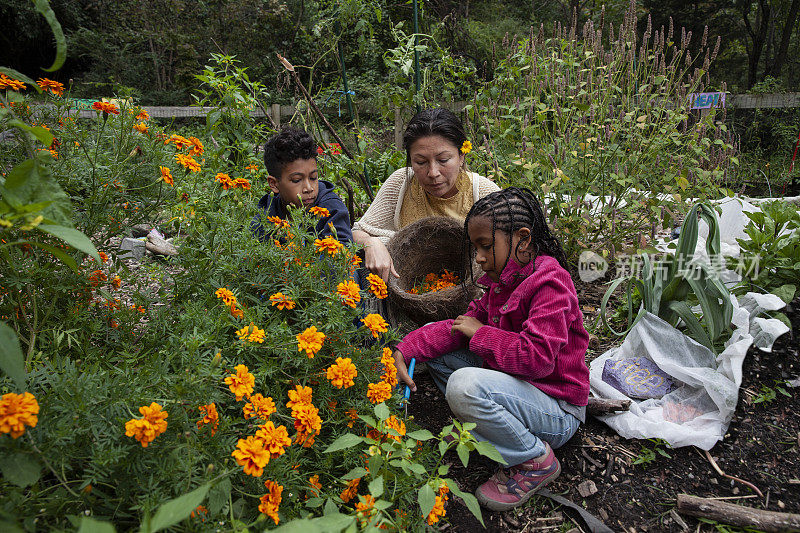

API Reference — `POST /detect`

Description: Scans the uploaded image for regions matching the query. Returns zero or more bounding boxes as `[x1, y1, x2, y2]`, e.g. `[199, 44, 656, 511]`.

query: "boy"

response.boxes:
[251, 127, 352, 244]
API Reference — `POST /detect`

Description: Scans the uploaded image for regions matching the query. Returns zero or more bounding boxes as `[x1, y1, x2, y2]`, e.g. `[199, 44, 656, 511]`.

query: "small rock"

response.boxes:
[119, 237, 146, 260]
[611, 474, 619, 482]
[577, 480, 598, 498]
[710, 477, 718, 485]
[599, 508, 609, 521]
[732, 487, 739, 495]
[778, 500, 785, 509]
[130, 224, 151, 238]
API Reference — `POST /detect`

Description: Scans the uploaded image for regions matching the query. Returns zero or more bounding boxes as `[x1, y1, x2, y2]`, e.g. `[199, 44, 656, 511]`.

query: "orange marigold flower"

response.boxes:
[235, 323, 266, 344]
[427, 495, 446, 525]
[111, 276, 122, 289]
[190, 505, 208, 520]
[309, 474, 322, 496]
[292, 403, 322, 447]
[234, 177, 251, 190]
[215, 172, 235, 189]
[92, 101, 119, 115]
[0, 392, 39, 438]
[384, 415, 406, 442]
[230, 305, 244, 319]
[0, 74, 26, 91]
[269, 292, 296, 311]
[266, 216, 290, 229]
[175, 153, 201, 172]
[167, 134, 192, 149]
[224, 364, 255, 400]
[367, 381, 392, 404]
[314, 236, 343, 256]
[381, 347, 394, 365]
[255, 420, 292, 457]
[187, 136, 204, 156]
[259, 480, 283, 525]
[98, 251, 109, 263]
[326, 357, 357, 389]
[124, 402, 168, 447]
[135, 109, 149, 121]
[286, 385, 313, 414]
[296, 326, 325, 358]
[336, 280, 361, 308]
[159, 166, 173, 186]
[133, 122, 148, 134]
[309, 206, 330, 217]
[361, 313, 388, 338]
[381, 363, 398, 388]
[214, 287, 236, 306]
[356, 494, 376, 515]
[366, 273, 388, 299]
[245, 163, 259, 172]
[232, 436, 269, 477]
[340, 478, 361, 503]
[197, 403, 219, 435]
[36, 77, 64, 96]
[350, 254, 363, 268]
[346, 408, 358, 428]
[243, 393, 276, 420]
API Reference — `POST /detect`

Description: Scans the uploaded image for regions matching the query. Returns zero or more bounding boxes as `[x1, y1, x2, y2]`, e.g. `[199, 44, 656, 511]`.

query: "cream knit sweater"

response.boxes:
[352, 167, 500, 243]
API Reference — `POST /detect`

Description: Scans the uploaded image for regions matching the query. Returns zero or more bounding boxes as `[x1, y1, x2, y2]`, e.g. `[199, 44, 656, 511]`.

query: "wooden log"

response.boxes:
[587, 397, 631, 415]
[676, 494, 800, 532]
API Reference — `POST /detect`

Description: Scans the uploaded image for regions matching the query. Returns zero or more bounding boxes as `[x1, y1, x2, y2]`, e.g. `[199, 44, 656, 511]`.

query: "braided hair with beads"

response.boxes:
[463, 187, 568, 282]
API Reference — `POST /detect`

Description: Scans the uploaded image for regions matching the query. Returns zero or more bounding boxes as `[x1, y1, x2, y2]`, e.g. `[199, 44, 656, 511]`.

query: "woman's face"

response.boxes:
[409, 135, 465, 199]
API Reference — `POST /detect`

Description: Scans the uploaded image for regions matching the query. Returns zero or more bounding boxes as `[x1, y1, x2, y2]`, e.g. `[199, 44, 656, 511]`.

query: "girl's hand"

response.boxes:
[451, 315, 483, 339]
[364, 238, 399, 282]
[393, 349, 416, 392]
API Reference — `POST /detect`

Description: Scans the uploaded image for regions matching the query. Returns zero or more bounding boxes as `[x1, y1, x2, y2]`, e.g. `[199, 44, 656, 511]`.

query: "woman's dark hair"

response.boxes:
[263, 127, 317, 179]
[463, 187, 568, 280]
[402, 108, 466, 166]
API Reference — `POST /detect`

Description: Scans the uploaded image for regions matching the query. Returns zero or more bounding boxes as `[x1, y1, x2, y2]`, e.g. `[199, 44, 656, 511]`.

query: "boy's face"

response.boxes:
[267, 158, 319, 209]
[468, 216, 532, 282]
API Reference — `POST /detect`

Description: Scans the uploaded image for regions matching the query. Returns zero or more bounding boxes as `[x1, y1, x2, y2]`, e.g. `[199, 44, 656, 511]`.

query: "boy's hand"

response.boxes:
[451, 315, 483, 339]
[364, 238, 399, 282]
[393, 350, 416, 392]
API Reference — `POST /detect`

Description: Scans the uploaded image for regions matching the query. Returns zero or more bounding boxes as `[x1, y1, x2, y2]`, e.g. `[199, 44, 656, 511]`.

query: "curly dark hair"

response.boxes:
[263, 127, 317, 179]
[402, 108, 466, 166]
[463, 187, 568, 281]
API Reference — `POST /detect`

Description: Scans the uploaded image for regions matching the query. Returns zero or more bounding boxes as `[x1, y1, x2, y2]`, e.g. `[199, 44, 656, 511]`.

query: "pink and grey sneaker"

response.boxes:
[475, 443, 561, 511]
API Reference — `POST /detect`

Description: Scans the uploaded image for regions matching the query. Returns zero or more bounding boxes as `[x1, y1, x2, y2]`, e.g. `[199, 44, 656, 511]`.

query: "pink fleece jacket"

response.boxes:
[395, 255, 590, 406]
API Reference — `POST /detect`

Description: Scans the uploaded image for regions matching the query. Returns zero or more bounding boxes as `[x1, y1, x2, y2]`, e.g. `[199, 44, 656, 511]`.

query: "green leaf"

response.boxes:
[1, 158, 73, 226]
[28, 241, 78, 273]
[456, 443, 470, 467]
[342, 467, 368, 480]
[313, 514, 356, 532]
[771, 284, 796, 304]
[417, 483, 435, 518]
[271, 519, 320, 533]
[33, 0, 67, 72]
[323, 498, 338, 516]
[367, 475, 384, 498]
[5, 120, 55, 146]
[0, 68, 39, 91]
[0, 453, 41, 487]
[406, 429, 434, 441]
[4, 159, 39, 191]
[357, 414, 376, 427]
[324, 433, 363, 453]
[37, 224, 99, 263]
[445, 479, 485, 526]
[207, 477, 231, 516]
[0, 321, 26, 389]
[473, 441, 505, 463]
[373, 402, 389, 421]
[146, 483, 210, 533]
[78, 517, 116, 533]
[667, 301, 714, 352]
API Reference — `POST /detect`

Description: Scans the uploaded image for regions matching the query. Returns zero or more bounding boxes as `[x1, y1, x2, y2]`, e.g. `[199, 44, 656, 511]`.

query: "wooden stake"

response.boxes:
[587, 397, 631, 415]
[676, 494, 800, 532]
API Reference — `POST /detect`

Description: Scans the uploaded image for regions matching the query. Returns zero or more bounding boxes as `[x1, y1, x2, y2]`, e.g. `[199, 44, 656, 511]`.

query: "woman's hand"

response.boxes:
[451, 315, 483, 339]
[364, 238, 399, 282]
[393, 349, 416, 392]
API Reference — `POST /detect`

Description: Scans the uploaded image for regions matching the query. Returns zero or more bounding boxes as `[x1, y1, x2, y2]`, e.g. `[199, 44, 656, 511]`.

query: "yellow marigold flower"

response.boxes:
[197, 403, 219, 436]
[135, 109, 149, 121]
[124, 402, 168, 447]
[326, 357, 357, 389]
[366, 273, 388, 299]
[381, 362, 398, 388]
[234, 177, 251, 190]
[36, 77, 64, 96]
[215, 172, 235, 190]
[224, 364, 255, 400]
[381, 347, 393, 365]
[367, 381, 392, 404]
[175, 153, 201, 172]
[314, 236, 343, 256]
[259, 480, 283, 525]
[336, 280, 361, 308]
[255, 421, 292, 457]
[361, 313, 388, 338]
[296, 326, 325, 358]
[384, 415, 406, 442]
[309, 206, 330, 217]
[460, 140, 472, 154]
[92, 101, 119, 115]
[243, 393, 276, 420]
[159, 166, 173, 186]
[235, 323, 265, 343]
[0, 392, 39, 439]
[133, 122, 148, 134]
[340, 478, 360, 503]
[286, 385, 313, 414]
[167, 134, 192, 149]
[231, 436, 269, 477]
[214, 287, 237, 307]
[427, 495, 446, 525]
[187, 136, 204, 156]
[269, 292, 296, 311]
[292, 403, 322, 447]
[309, 474, 322, 496]
[0, 74, 26, 91]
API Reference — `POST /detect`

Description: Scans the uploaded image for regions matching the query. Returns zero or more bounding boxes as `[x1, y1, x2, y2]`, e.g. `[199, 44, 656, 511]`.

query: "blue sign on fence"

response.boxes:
[690, 92, 726, 109]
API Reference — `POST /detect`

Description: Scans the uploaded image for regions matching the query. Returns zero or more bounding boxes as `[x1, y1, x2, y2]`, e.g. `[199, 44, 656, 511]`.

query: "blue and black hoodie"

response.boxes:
[250, 179, 353, 244]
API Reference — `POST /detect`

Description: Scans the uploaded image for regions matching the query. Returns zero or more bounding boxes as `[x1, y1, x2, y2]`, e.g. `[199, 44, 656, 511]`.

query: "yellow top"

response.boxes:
[398, 170, 474, 229]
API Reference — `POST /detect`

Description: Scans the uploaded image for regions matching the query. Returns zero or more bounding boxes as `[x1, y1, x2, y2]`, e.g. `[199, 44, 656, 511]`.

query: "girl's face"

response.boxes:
[409, 135, 465, 199]
[467, 216, 532, 282]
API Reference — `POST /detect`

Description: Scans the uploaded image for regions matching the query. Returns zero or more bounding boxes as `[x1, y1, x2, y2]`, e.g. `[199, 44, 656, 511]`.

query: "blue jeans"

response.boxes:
[427, 349, 580, 466]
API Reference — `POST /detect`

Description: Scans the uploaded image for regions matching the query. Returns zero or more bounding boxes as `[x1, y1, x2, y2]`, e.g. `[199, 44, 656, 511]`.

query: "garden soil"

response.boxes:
[402, 280, 800, 532]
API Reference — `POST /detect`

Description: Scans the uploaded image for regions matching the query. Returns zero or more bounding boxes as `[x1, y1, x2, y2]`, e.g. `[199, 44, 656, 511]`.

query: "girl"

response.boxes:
[392, 187, 590, 511]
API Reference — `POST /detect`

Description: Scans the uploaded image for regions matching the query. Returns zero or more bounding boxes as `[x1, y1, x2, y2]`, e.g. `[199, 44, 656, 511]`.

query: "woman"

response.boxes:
[352, 108, 500, 281]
